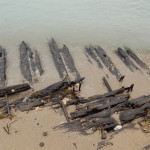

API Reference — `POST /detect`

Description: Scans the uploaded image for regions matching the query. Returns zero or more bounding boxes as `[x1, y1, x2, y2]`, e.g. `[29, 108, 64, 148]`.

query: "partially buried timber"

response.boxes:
[0, 46, 6, 87]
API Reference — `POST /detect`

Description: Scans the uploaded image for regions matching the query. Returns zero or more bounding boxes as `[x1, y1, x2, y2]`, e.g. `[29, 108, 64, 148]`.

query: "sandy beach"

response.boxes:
[0, 43, 150, 150]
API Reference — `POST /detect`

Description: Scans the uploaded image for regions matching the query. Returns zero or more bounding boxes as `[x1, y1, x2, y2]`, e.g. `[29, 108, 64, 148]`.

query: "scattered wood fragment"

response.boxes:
[95, 46, 123, 81]
[3, 123, 10, 134]
[102, 76, 112, 92]
[0, 83, 31, 97]
[5, 95, 11, 115]
[115, 48, 138, 71]
[0, 46, 6, 87]
[59, 101, 70, 122]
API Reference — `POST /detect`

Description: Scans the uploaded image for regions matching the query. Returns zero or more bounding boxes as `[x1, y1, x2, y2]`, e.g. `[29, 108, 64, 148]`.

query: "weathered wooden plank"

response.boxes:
[0, 46, 6, 87]
[115, 48, 138, 71]
[48, 39, 68, 79]
[120, 103, 150, 124]
[95, 46, 123, 81]
[70, 94, 129, 119]
[125, 47, 150, 72]
[61, 45, 81, 80]
[102, 76, 112, 92]
[89, 85, 133, 101]
[129, 95, 150, 108]
[83, 117, 116, 130]
[20, 41, 33, 83]
[31, 77, 85, 98]
[85, 46, 103, 68]
[0, 83, 31, 97]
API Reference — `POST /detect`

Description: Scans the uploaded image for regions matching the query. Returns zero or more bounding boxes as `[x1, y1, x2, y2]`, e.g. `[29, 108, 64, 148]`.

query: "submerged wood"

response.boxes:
[102, 76, 112, 92]
[20, 41, 33, 83]
[70, 94, 129, 119]
[116, 48, 138, 72]
[49, 39, 68, 79]
[125, 47, 150, 73]
[95, 46, 123, 81]
[61, 45, 81, 80]
[0, 83, 31, 97]
[0, 46, 6, 87]
[85, 46, 103, 68]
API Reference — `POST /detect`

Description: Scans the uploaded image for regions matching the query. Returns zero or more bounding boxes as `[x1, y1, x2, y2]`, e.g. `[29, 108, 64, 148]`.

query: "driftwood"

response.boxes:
[61, 45, 81, 80]
[0, 46, 6, 87]
[49, 39, 68, 79]
[5, 95, 11, 115]
[85, 46, 103, 68]
[95, 46, 123, 81]
[70, 94, 129, 119]
[143, 144, 150, 150]
[125, 47, 150, 73]
[120, 103, 150, 124]
[116, 48, 138, 72]
[0, 83, 31, 97]
[102, 76, 112, 92]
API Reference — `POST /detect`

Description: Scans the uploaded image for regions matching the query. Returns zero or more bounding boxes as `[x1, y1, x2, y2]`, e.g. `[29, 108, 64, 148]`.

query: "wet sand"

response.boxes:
[0, 44, 150, 150]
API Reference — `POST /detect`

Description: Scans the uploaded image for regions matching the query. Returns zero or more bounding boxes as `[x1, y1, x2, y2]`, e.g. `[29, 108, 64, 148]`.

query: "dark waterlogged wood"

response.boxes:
[102, 76, 112, 92]
[129, 95, 150, 108]
[89, 85, 133, 101]
[0, 46, 6, 87]
[120, 102, 150, 124]
[85, 46, 103, 68]
[20, 41, 44, 83]
[31, 77, 85, 98]
[116, 48, 138, 72]
[61, 45, 81, 80]
[0, 83, 31, 97]
[49, 39, 68, 79]
[125, 47, 150, 73]
[70, 94, 129, 119]
[95, 46, 123, 81]
[84, 117, 116, 130]
[20, 41, 33, 83]
[16, 99, 44, 112]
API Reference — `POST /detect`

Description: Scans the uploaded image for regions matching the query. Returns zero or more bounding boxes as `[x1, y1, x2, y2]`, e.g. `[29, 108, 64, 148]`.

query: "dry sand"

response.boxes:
[0, 45, 150, 150]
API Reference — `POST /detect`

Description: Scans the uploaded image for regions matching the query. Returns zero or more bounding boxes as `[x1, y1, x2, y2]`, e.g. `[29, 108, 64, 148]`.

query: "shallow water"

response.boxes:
[0, 0, 150, 50]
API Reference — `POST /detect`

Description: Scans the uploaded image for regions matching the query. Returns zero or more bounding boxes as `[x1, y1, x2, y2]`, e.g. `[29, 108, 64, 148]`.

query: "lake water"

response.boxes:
[0, 0, 150, 50]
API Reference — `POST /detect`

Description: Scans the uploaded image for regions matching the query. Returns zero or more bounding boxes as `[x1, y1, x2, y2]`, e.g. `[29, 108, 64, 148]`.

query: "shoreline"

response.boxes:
[0, 40, 150, 150]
